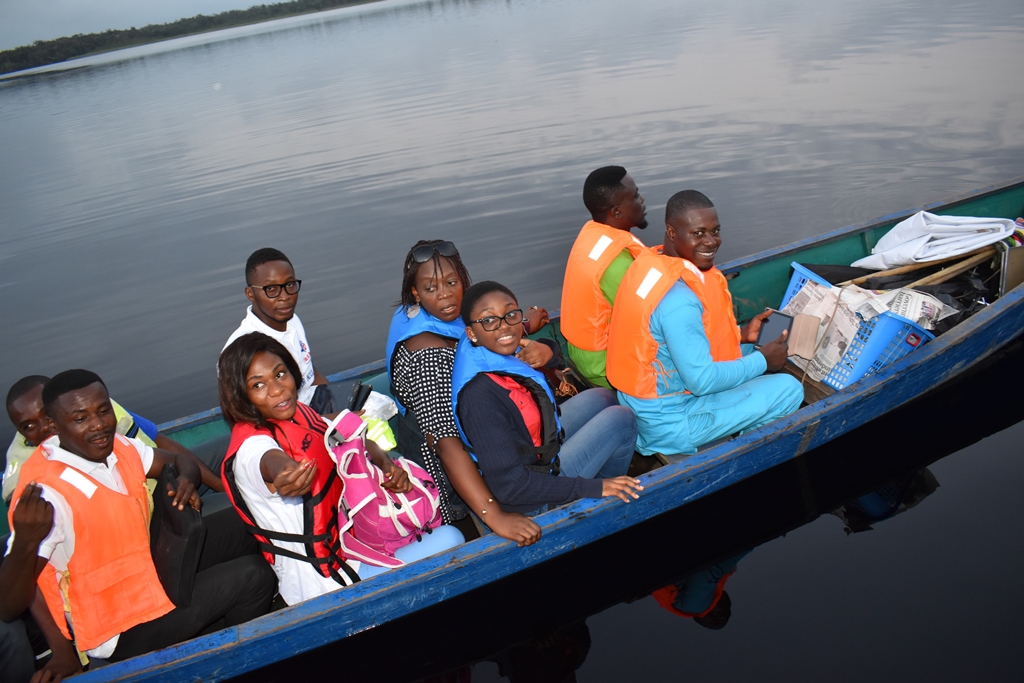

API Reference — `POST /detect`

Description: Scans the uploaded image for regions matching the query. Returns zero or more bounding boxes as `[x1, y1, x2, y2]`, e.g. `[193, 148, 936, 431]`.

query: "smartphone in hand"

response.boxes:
[755, 310, 794, 347]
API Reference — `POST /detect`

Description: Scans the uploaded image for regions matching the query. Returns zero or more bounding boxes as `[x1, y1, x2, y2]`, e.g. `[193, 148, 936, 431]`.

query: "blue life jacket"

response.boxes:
[450, 336, 562, 472]
[385, 306, 466, 416]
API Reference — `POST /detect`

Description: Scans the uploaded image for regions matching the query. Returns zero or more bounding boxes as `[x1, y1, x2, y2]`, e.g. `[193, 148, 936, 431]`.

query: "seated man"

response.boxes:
[561, 166, 649, 389]
[4, 375, 222, 505]
[0, 370, 276, 663]
[606, 190, 803, 455]
[223, 248, 334, 413]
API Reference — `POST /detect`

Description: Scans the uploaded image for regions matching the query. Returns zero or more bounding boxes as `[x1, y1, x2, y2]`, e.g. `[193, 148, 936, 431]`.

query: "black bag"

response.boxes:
[149, 464, 205, 607]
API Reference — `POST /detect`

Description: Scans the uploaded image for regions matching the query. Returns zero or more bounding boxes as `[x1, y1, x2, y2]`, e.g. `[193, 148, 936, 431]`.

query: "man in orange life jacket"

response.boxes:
[561, 166, 649, 389]
[606, 190, 803, 455]
[0, 370, 276, 663]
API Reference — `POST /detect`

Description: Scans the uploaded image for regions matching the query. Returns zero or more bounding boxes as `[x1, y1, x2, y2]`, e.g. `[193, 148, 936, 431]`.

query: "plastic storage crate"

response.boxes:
[822, 311, 935, 390]
[779, 262, 832, 309]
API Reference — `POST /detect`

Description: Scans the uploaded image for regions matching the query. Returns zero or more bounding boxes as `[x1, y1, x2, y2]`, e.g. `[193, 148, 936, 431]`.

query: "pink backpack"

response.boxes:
[325, 411, 442, 556]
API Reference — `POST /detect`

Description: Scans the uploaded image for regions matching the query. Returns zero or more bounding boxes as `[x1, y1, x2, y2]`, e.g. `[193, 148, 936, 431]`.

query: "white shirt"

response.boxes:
[5, 434, 155, 659]
[232, 433, 354, 605]
[223, 307, 317, 405]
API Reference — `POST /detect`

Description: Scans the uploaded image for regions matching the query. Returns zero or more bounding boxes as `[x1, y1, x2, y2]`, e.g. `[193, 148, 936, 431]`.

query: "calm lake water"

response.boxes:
[1, 0, 1023, 678]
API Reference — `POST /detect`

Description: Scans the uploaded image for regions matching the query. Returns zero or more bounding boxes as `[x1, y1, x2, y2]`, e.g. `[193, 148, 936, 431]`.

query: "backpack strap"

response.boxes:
[324, 410, 368, 449]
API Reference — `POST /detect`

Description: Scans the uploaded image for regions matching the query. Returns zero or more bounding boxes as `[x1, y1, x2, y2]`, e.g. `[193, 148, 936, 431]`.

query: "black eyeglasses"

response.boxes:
[411, 241, 459, 264]
[469, 309, 524, 331]
[247, 280, 302, 298]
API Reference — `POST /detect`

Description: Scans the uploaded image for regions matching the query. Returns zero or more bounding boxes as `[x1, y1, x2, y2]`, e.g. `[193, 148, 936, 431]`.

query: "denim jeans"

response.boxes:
[556, 388, 637, 480]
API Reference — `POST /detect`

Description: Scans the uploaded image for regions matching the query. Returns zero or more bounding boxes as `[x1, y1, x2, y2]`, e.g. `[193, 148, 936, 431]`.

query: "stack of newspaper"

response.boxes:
[780, 280, 956, 382]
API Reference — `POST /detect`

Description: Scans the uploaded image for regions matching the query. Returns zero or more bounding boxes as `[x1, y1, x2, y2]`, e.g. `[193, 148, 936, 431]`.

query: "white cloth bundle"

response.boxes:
[851, 211, 1016, 270]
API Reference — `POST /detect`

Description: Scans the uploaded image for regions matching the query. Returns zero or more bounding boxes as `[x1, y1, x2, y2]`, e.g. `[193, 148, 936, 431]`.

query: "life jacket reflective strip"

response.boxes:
[607, 246, 742, 399]
[561, 221, 646, 352]
[450, 337, 563, 472]
[652, 570, 734, 619]
[9, 435, 174, 651]
[385, 306, 466, 416]
[222, 403, 359, 586]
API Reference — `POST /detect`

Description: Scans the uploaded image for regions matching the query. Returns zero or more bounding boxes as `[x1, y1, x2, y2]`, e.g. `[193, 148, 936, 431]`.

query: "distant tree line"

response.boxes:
[0, 0, 369, 75]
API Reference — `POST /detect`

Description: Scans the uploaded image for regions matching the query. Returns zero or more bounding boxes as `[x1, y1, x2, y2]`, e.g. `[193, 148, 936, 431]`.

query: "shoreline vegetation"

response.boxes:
[0, 0, 378, 75]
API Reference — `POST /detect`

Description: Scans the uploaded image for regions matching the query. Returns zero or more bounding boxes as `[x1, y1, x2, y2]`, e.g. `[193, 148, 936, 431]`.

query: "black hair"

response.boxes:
[6, 375, 50, 411]
[42, 370, 106, 417]
[218, 332, 303, 428]
[582, 166, 628, 219]
[245, 248, 292, 282]
[461, 280, 518, 325]
[665, 190, 715, 224]
[397, 239, 473, 308]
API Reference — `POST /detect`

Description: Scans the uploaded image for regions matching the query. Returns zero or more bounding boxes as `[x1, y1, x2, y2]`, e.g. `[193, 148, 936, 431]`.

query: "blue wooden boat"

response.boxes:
[64, 177, 1024, 681]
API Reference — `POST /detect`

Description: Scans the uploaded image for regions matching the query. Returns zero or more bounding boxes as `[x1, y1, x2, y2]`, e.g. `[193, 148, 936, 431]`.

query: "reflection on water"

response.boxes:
[1, 0, 1022, 434]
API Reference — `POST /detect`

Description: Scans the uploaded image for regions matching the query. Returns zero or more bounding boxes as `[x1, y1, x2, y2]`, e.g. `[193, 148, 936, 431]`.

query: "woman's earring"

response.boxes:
[469, 336, 477, 343]
[408, 301, 421, 317]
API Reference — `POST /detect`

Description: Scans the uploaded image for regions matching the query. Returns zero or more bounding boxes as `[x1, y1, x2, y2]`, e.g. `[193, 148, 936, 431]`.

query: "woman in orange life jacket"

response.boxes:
[386, 239, 545, 546]
[217, 333, 464, 605]
[452, 281, 643, 518]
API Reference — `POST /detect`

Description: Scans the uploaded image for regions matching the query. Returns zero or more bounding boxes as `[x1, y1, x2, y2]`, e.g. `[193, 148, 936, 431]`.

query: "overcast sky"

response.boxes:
[0, 0, 262, 50]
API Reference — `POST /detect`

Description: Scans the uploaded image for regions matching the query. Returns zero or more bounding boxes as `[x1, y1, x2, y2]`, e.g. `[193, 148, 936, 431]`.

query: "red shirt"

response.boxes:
[486, 373, 542, 448]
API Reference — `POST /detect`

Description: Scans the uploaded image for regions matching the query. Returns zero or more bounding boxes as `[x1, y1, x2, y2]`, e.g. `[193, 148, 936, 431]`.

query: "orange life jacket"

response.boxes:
[606, 246, 741, 398]
[560, 220, 647, 351]
[9, 434, 174, 652]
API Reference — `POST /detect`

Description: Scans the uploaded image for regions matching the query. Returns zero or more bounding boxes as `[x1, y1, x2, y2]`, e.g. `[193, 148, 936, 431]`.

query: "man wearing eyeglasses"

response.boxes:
[222, 248, 333, 412]
[561, 166, 649, 390]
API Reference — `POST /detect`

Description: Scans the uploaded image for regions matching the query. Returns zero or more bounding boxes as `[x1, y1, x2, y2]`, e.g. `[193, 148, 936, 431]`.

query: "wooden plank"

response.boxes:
[837, 245, 996, 286]
[907, 249, 998, 288]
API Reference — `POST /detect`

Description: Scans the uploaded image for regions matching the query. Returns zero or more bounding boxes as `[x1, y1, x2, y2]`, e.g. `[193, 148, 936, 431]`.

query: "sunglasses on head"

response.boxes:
[411, 241, 459, 264]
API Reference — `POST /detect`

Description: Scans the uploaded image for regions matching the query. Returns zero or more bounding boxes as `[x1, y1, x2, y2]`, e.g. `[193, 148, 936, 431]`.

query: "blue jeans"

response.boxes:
[357, 524, 465, 578]
[556, 388, 637, 480]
